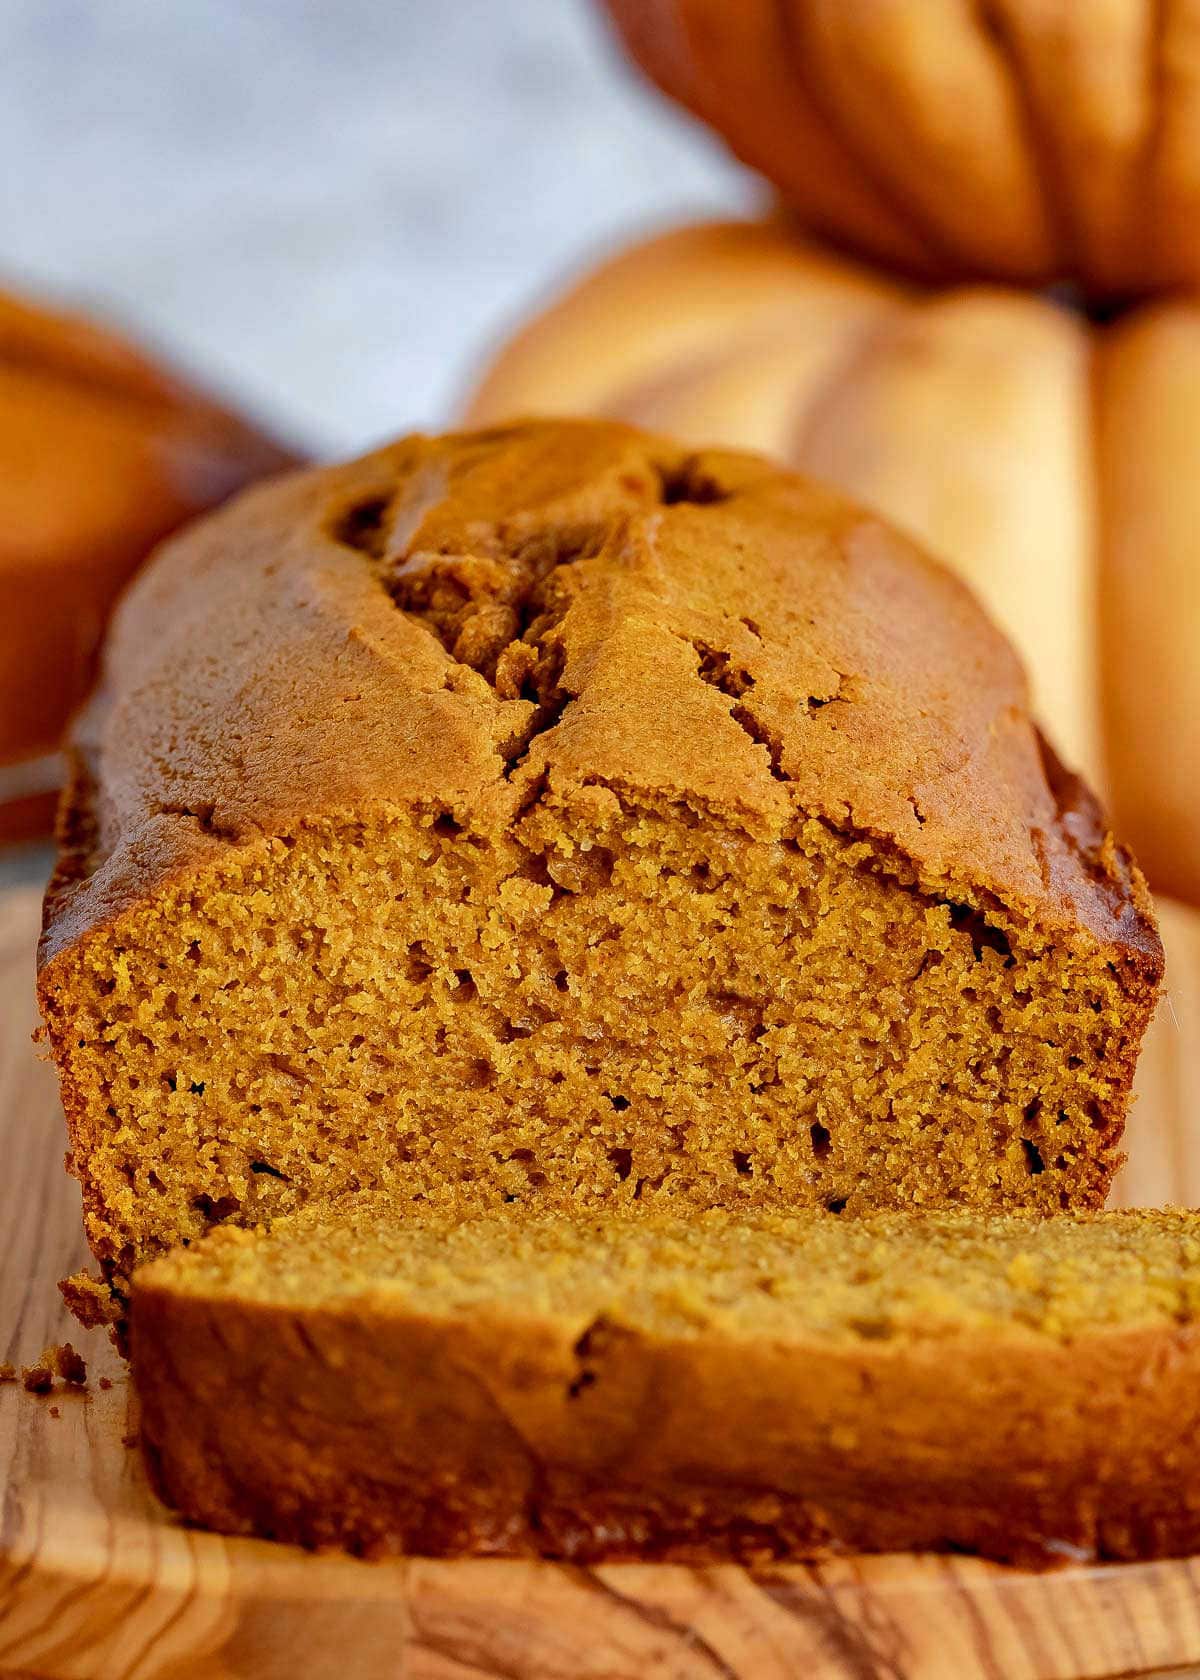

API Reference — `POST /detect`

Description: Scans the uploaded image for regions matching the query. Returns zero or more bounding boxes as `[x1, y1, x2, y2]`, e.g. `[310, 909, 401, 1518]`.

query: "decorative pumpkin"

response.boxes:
[601, 0, 1200, 297]
[466, 219, 1200, 905]
[0, 287, 295, 839]
[1116, 897, 1200, 1208]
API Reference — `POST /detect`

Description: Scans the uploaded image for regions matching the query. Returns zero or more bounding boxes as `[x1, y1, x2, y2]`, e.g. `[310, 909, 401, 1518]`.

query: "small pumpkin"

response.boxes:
[601, 0, 1200, 297]
[466, 219, 1200, 904]
[0, 288, 295, 838]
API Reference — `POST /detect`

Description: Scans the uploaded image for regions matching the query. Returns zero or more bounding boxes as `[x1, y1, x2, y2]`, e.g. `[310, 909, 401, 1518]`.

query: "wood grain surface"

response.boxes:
[2, 882, 1199, 1680]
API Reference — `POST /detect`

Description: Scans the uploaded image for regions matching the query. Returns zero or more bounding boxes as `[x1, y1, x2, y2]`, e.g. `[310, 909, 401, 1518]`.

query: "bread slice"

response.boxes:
[132, 1203, 1200, 1565]
[38, 421, 1161, 1292]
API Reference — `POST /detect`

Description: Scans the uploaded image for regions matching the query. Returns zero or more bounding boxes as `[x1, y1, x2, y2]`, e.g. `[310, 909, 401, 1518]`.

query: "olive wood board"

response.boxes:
[2, 880, 1200, 1680]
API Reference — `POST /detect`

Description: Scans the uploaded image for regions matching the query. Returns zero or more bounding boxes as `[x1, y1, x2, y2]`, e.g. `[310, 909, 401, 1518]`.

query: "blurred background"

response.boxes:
[3, 0, 751, 454]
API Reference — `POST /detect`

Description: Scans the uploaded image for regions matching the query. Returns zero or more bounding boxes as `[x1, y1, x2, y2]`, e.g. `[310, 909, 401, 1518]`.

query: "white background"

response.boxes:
[3, 0, 755, 457]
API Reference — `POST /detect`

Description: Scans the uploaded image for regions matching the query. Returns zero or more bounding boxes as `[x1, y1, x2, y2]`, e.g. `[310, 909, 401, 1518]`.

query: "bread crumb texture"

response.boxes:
[146, 1204, 1200, 1342]
[38, 421, 1161, 1284]
[19, 1342, 87, 1394]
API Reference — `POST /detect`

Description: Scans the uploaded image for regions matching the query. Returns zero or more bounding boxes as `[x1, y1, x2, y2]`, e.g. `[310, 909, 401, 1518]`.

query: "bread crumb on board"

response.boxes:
[59, 1269, 121, 1329]
[20, 1342, 88, 1394]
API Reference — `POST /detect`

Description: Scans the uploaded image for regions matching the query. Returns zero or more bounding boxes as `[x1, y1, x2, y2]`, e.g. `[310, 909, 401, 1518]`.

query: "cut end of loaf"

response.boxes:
[44, 787, 1150, 1278]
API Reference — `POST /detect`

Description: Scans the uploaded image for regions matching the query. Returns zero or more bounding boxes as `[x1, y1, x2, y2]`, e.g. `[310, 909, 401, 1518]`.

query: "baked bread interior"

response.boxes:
[132, 1202, 1200, 1565]
[38, 421, 1161, 1295]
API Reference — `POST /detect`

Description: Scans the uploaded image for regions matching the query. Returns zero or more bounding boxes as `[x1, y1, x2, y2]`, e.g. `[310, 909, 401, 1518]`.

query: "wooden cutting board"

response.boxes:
[2, 881, 1200, 1680]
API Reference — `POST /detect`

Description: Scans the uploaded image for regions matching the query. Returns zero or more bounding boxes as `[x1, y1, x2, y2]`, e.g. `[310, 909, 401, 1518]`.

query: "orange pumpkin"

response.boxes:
[0, 288, 296, 838]
[601, 0, 1200, 297]
[467, 220, 1200, 904]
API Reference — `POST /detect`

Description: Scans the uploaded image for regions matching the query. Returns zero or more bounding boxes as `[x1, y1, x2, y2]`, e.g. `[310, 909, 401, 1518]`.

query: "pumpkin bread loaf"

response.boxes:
[38, 421, 1161, 1299]
[0, 285, 295, 838]
[132, 1202, 1200, 1565]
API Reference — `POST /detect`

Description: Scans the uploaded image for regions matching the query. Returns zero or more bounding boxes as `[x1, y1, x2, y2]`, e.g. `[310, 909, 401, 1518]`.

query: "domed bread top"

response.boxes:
[43, 418, 1156, 964]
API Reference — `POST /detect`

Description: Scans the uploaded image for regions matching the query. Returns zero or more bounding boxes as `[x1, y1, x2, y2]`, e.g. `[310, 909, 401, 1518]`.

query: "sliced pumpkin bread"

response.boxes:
[132, 1203, 1200, 1565]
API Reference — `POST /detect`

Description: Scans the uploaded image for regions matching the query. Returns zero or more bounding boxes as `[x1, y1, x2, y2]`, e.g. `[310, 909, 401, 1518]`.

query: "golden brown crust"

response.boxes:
[0, 284, 296, 825]
[38, 419, 1158, 966]
[132, 1208, 1200, 1566]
